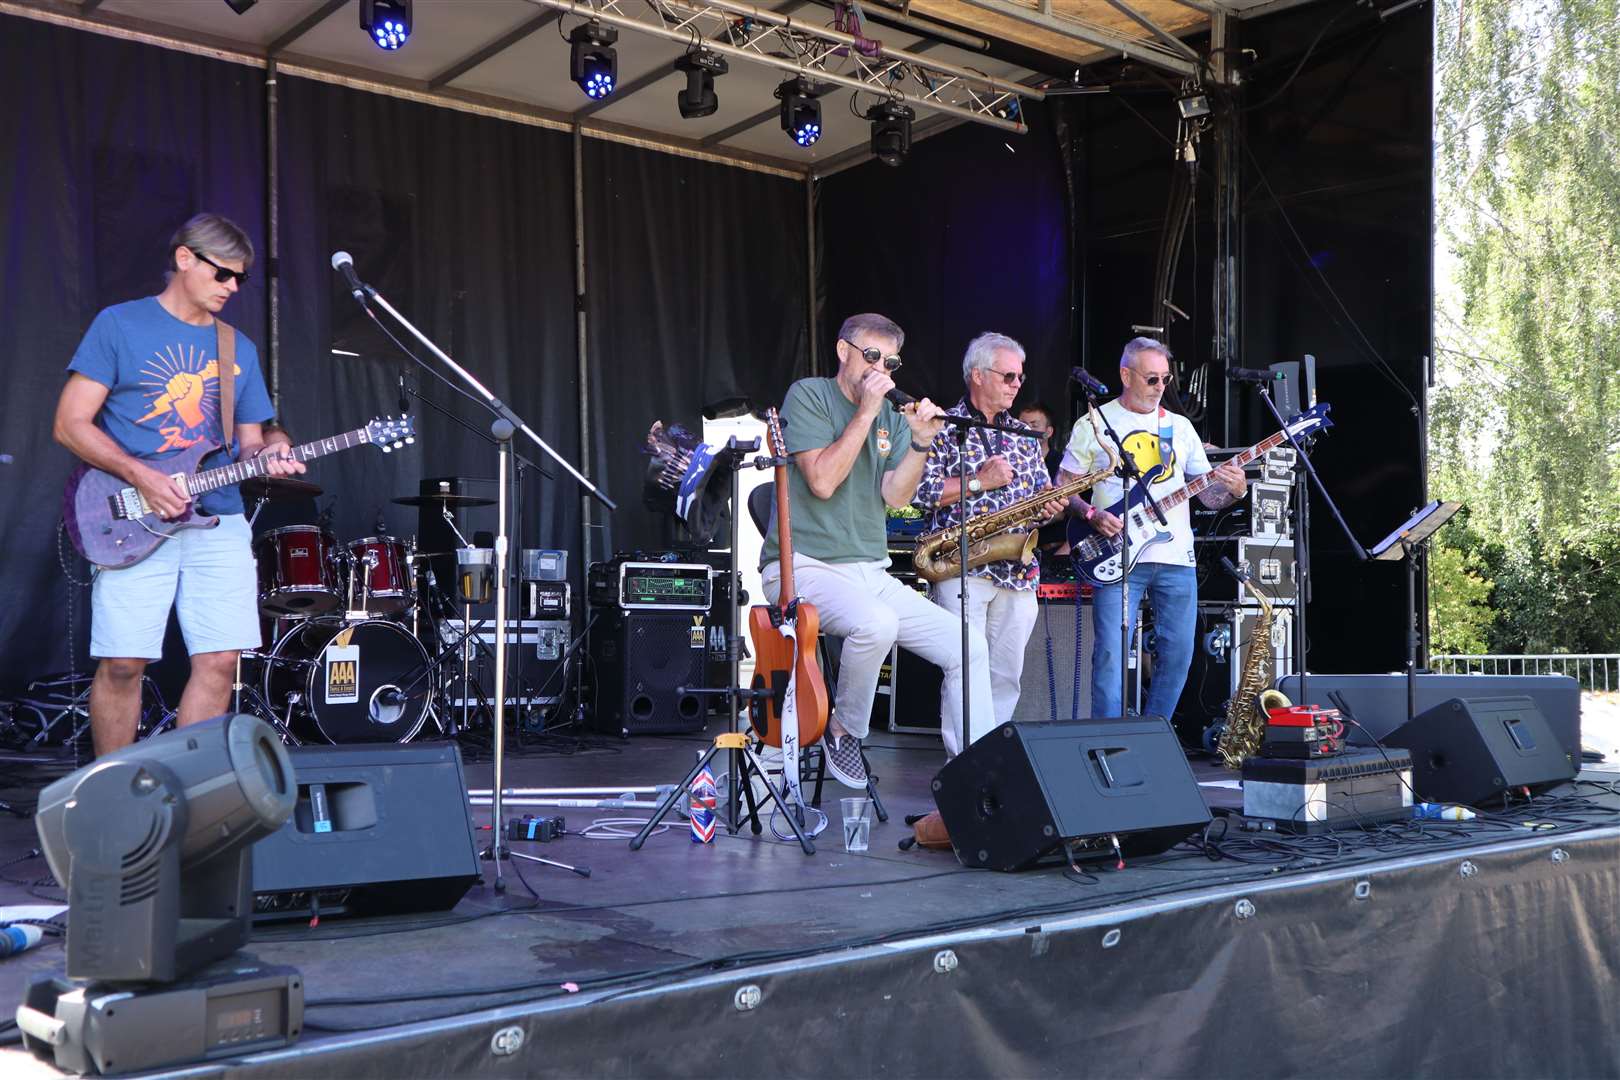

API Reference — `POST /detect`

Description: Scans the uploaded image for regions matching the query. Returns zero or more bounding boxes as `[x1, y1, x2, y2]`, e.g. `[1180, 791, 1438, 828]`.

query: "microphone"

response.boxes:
[1070, 367, 1110, 396]
[398, 370, 410, 416]
[1228, 366, 1284, 384]
[885, 387, 917, 409]
[330, 251, 371, 301]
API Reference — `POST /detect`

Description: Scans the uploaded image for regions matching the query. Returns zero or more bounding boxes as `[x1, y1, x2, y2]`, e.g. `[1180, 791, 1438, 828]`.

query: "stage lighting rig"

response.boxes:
[360, 0, 411, 50]
[571, 21, 619, 100]
[776, 77, 823, 148]
[674, 49, 728, 119]
[867, 99, 914, 167]
[224, 0, 257, 13]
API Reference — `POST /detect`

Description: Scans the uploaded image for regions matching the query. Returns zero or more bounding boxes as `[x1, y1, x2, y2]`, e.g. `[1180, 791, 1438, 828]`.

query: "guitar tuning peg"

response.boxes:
[405, 437, 415, 445]
[382, 445, 392, 454]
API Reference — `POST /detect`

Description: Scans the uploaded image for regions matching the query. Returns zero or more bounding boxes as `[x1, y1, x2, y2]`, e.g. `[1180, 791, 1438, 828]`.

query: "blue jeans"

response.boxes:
[1090, 563, 1197, 720]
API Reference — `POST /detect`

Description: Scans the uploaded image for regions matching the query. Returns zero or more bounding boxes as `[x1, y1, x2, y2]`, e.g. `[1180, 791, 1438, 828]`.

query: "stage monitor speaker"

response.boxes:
[592, 609, 710, 736]
[1277, 673, 1581, 761]
[931, 717, 1210, 871]
[1383, 696, 1577, 806]
[251, 742, 482, 921]
[1011, 598, 1093, 723]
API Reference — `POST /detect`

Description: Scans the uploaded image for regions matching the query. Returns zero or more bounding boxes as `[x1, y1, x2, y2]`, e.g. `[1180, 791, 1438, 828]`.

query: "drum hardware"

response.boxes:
[260, 618, 433, 744]
[231, 648, 301, 746]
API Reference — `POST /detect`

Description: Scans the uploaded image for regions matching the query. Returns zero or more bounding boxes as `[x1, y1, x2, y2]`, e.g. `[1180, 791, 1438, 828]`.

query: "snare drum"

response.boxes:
[255, 525, 341, 616]
[262, 618, 432, 744]
[348, 536, 414, 614]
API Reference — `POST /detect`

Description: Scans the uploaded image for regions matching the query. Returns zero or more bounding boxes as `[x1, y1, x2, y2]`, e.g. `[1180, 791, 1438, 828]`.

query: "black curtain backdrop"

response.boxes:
[0, 15, 267, 693]
[0, 15, 808, 695]
[582, 139, 810, 557]
[818, 108, 1073, 434]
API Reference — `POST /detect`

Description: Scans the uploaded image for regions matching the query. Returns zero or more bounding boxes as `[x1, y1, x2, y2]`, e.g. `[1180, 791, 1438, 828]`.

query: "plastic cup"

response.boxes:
[840, 797, 871, 852]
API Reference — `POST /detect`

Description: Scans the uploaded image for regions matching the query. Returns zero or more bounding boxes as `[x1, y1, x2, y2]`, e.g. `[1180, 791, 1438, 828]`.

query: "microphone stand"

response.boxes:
[345, 276, 616, 894]
[1082, 388, 1169, 717]
[1251, 383, 1367, 710]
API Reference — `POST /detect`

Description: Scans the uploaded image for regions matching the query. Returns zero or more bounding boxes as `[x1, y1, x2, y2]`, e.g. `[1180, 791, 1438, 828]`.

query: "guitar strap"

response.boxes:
[216, 319, 236, 452]
[775, 614, 811, 822]
[1156, 406, 1173, 479]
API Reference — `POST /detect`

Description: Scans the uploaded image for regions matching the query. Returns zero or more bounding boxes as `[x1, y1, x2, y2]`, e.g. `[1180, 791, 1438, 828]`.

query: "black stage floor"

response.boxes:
[2, 728, 1619, 1078]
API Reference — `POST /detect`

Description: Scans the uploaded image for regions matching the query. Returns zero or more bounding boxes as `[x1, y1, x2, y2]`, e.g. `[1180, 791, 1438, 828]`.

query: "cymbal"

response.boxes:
[392, 493, 496, 508]
[241, 476, 323, 501]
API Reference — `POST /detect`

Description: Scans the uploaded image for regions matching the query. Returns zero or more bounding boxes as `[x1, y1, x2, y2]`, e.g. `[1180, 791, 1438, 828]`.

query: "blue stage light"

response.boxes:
[570, 22, 619, 100]
[360, 0, 412, 51]
[776, 78, 823, 149]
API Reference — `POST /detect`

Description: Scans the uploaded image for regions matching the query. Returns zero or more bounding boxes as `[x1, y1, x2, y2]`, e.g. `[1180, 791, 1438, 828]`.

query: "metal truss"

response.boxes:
[522, 0, 1044, 134]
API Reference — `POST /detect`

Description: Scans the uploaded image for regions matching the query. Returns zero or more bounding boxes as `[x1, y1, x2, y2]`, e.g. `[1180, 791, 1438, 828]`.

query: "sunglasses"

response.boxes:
[987, 368, 1026, 386]
[842, 338, 902, 372]
[191, 249, 249, 287]
[1134, 371, 1175, 387]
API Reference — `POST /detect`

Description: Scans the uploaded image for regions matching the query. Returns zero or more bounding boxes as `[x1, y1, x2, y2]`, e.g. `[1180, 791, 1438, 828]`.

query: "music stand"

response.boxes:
[1370, 500, 1464, 727]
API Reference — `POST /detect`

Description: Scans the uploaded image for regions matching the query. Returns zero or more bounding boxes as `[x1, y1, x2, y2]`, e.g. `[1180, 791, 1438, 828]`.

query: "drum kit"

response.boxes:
[239, 478, 500, 747]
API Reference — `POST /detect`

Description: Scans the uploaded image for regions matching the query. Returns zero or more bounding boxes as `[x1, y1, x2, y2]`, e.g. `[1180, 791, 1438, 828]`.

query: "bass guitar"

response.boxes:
[64, 416, 415, 569]
[1066, 403, 1332, 586]
[748, 407, 829, 750]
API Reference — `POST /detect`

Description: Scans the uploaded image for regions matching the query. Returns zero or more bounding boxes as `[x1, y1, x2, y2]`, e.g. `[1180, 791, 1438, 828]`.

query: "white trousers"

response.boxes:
[762, 555, 992, 757]
[931, 575, 1038, 731]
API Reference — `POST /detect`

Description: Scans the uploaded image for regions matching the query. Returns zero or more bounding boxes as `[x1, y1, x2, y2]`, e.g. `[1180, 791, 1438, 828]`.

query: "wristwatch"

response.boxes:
[967, 476, 983, 495]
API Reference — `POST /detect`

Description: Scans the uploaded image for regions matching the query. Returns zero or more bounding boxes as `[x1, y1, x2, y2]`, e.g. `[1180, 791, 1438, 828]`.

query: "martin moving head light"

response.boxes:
[361, 0, 412, 50]
[675, 49, 728, 119]
[777, 77, 822, 147]
[571, 20, 619, 100]
[17, 714, 302, 1075]
[867, 99, 915, 167]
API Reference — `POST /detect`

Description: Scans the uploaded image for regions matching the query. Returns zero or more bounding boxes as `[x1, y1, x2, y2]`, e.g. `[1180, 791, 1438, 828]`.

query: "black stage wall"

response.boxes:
[823, 3, 1433, 678]
[0, 12, 807, 695]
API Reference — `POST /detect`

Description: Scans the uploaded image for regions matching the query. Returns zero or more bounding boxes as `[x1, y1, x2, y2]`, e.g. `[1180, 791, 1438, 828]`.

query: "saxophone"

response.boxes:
[913, 405, 1119, 585]
[1217, 569, 1291, 770]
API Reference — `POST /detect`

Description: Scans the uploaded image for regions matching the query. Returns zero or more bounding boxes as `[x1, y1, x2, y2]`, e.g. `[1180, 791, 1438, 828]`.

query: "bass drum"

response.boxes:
[263, 619, 432, 744]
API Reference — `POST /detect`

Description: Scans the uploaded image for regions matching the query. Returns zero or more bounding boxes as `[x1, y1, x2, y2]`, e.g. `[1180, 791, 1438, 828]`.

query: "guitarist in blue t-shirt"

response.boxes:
[52, 213, 305, 755]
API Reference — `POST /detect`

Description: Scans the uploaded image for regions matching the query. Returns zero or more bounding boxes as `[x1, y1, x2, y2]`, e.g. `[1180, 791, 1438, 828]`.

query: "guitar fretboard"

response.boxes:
[1146, 429, 1292, 514]
[186, 428, 371, 496]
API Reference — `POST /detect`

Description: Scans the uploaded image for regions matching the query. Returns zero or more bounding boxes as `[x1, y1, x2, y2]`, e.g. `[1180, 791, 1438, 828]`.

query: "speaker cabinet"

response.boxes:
[931, 717, 1210, 871]
[252, 742, 482, 921]
[1011, 598, 1094, 723]
[1383, 695, 1577, 806]
[592, 610, 710, 736]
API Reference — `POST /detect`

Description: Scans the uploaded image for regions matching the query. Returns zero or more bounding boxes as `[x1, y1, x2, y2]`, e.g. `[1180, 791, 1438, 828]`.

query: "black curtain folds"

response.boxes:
[0, 14, 809, 693]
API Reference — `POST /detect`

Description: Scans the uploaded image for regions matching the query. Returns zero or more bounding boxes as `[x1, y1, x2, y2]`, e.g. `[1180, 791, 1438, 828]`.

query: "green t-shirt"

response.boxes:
[760, 377, 913, 567]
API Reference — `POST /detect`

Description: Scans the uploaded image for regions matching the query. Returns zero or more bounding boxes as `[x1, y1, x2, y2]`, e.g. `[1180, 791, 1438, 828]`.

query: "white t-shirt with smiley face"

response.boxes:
[1059, 400, 1212, 566]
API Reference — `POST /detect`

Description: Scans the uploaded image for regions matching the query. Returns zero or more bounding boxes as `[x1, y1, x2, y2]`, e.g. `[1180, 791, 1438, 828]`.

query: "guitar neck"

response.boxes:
[185, 428, 370, 496]
[775, 465, 795, 606]
[1153, 430, 1290, 511]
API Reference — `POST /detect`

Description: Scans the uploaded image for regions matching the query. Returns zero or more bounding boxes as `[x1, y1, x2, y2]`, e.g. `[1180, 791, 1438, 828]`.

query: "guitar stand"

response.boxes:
[629, 732, 816, 855]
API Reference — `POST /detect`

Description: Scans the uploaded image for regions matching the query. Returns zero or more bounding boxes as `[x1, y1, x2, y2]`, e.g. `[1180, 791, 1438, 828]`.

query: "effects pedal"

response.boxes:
[507, 815, 567, 843]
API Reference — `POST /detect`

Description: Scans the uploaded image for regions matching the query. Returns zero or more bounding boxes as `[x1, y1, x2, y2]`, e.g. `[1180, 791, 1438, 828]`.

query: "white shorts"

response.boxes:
[90, 514, 261, 660]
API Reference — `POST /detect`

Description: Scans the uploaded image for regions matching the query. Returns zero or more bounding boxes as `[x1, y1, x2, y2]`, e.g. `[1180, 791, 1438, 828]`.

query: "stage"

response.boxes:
[2, 728, 1617, 1078]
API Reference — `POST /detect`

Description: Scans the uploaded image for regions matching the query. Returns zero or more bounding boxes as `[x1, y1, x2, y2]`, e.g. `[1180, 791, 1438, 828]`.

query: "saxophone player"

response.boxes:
[914, 333, 1068, 732]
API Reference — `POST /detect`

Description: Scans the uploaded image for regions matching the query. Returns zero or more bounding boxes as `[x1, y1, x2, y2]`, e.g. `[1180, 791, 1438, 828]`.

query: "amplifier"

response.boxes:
[589, 559, 711, 610]
[591, 608, 710, 736]
[1011, 597, 1094, 723]
[1242, 748, 1413, 833]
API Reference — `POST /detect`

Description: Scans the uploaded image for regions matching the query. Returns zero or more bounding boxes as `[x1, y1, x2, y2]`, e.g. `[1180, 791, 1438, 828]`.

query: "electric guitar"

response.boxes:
[748, 408, 829, 749]
[1066, 403, 1332, 586]
[63, 416, 415, 569]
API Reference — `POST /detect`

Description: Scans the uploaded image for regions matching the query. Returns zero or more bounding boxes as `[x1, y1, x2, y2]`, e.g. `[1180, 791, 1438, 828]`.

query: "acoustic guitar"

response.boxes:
[748, 407, 829, 749]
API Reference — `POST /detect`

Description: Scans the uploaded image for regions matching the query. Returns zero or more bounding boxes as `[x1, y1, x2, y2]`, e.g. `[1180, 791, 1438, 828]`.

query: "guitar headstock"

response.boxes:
[762, 407, 788, 460]
[1284, 402, 1333, 441]
[366, 415, 417, 454]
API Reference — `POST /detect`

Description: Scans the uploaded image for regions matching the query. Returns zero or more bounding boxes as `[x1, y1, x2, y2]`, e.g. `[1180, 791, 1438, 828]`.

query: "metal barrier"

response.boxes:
[1430, 654, 1620, 691]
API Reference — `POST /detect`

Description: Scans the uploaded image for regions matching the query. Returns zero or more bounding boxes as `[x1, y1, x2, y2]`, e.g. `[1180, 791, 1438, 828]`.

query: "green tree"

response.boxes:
[1432, 0, 1620, 653]
[1428, 539, 1495, 655]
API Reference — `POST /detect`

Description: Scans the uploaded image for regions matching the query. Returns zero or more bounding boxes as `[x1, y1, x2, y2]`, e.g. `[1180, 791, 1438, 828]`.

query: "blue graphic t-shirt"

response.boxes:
[67, 297, 274, 516]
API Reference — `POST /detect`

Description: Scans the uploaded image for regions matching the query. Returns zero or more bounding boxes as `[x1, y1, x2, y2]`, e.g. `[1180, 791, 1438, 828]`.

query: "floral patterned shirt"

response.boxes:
[913, 399, 1052, 591]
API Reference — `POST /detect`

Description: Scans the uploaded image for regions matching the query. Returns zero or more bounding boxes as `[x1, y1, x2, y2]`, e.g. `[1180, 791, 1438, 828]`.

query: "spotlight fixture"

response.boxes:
[866, 99, 915, 167]
[1176, 90, 1212, 119]
[776, 77, 822, 148]
[571, 21, 619, 100]
[674, 50, 728, 120]
[224, 0, 257, 13]
[360, 0, 411, 50]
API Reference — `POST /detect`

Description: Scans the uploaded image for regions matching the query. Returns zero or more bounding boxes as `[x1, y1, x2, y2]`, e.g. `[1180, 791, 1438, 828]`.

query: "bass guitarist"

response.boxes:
[1057, 337, 1245, 721]
[760, 313, 993, 786]
[52, 213, 304, 755]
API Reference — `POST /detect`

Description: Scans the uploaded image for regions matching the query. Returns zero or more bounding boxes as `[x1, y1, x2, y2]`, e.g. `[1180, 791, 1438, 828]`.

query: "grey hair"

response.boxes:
[167, 212, 254, 280]
[837, 313, 905, 351]
[962, 331, 1025, 383]
[1120, 336, 1171, 371]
